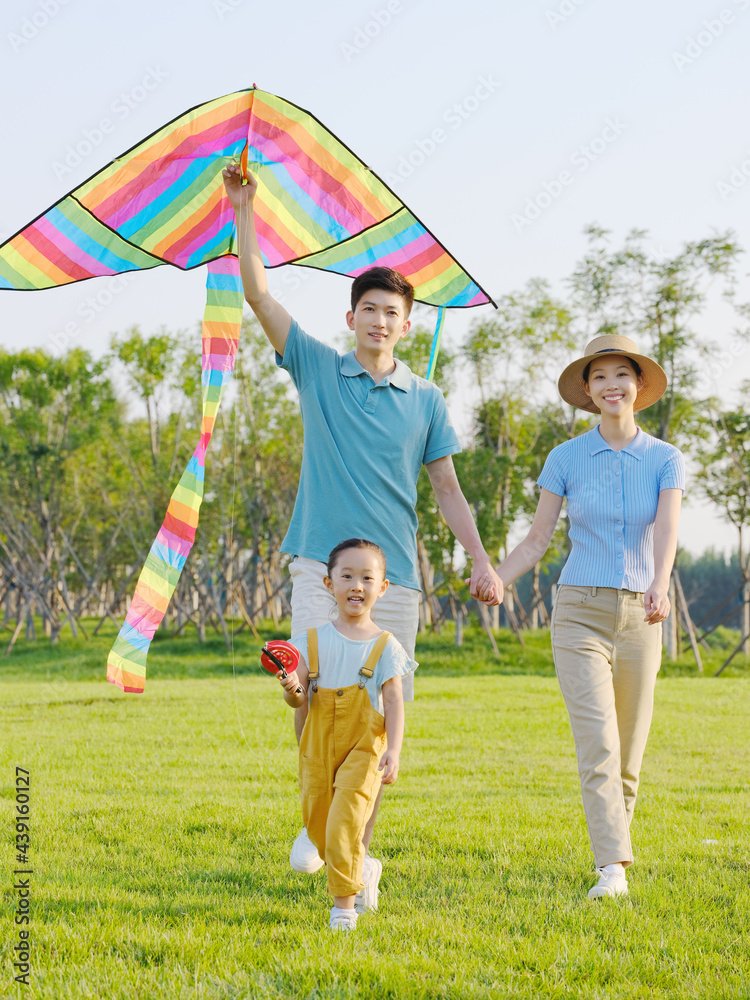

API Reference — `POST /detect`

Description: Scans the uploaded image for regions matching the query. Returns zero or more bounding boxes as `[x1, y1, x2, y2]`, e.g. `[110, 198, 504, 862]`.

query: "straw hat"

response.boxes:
[558, 335, 667, 413]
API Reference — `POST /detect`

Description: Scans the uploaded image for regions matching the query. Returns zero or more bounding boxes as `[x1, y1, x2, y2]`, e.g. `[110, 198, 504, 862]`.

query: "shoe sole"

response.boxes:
[354, 858, 383, 914]
[588, 886, 628, 899]
[290, 855, 325, 874]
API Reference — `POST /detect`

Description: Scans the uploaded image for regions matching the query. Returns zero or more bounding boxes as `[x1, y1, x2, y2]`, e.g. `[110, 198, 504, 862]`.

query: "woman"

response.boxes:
[497, 335, 684, 899]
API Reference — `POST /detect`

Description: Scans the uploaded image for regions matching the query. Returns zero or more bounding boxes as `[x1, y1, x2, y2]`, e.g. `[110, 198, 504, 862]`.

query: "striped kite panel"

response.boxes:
[2, 86, 495, 691]
[106, 256, 244, 693]
[0, 196, 163, 289]
[0, 86, 492, 308]
[295, 208, 488, 307]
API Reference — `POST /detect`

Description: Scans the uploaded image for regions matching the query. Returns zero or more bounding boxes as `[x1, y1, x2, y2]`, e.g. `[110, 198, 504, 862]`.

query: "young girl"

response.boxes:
[278, 538, 417, 931]
[496, 335, 685, 899]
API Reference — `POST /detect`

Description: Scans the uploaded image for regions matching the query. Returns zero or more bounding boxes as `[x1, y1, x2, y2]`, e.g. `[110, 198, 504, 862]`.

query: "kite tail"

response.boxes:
[426, 307, 446, 382]
[107, 256, 244, 693]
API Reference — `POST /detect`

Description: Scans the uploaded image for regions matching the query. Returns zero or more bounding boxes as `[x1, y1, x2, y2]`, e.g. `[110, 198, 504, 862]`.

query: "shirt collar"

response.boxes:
[340, 351, 411, 392]
[587, 425, 646, 460]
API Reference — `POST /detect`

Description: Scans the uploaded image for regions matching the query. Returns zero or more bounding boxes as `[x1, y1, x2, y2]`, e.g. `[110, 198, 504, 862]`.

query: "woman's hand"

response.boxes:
[643, 583, 670, 624]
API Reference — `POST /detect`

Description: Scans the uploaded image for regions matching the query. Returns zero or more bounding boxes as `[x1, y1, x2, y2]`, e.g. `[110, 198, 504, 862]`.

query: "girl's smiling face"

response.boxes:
[324, 546, 388, 620]
[583, 355, 644, 413]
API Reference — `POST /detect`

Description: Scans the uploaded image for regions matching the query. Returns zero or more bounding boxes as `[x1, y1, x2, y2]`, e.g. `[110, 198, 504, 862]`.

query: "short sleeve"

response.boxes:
[275, 319, 335, 393]
[659, 448, 686, 494]
[537, 445, 567, 497]
[375, 635, 418, 690]
[288, 631, 309, 667]
[422, 389, 461, 465]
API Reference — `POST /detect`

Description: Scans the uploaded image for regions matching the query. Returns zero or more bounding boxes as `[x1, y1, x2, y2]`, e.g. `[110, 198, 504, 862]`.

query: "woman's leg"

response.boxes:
[611, 591, 663, 824]
[551, 586, 632, 869]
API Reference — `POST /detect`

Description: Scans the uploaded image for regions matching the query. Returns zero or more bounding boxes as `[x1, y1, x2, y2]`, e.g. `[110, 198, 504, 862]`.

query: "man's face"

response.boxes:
[583, 355, 643, 413]
[346, 288, 411, 358]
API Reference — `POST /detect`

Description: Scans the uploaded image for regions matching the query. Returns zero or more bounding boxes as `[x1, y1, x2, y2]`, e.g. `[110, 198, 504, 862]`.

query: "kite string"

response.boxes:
[228, 378, 266, 761]
[229, 182, 290, 766]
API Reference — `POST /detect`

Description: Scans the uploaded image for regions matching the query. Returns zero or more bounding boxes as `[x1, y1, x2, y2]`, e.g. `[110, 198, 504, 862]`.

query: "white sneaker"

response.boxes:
[289, 827, 324, 874]
[588, 864, 628, 899]
[354, 855, 383, 914]
[329, 906, 358, 931]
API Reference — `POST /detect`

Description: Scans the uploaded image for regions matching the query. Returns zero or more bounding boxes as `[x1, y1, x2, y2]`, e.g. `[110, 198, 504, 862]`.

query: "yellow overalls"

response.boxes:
[299, 627, 391, 898]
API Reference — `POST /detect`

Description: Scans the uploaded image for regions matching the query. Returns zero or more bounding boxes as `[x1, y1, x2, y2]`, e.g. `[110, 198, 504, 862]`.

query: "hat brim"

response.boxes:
[558, 352, 668, 413]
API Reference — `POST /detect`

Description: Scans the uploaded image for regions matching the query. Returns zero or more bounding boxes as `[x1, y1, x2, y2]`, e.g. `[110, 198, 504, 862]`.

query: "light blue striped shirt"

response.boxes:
[538, 427, 685, 591]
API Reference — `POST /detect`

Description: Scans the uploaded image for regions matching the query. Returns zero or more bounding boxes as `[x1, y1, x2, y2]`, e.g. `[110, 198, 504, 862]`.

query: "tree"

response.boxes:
[569, 225, 743, 447]
[696, 385, 750, 654]
[457, 281, 581, 628]
[0, 348, 119, 646]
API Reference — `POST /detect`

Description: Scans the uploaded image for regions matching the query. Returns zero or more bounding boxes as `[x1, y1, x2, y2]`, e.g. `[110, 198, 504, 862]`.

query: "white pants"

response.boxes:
[289, 556, 420, 701]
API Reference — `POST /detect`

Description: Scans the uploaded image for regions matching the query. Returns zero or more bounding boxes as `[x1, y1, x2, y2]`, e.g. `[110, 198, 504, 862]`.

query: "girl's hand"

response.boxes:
[644, 584, 670, 624]
[222, 162, 258, 210]
[378, 748, 400, 785]
[279, 669, 302, 693]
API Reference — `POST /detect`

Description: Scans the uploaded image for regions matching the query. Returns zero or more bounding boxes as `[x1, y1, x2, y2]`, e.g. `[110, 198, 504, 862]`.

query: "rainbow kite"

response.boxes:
[0, 86, 495, 692]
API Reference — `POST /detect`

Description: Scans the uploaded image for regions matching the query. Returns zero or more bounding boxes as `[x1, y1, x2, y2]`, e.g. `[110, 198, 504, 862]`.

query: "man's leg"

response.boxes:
[288, 558, 337, 872]
[289, 557, 338, 744]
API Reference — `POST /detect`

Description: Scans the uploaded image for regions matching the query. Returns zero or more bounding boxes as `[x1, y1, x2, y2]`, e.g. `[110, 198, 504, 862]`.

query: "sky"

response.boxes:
[1, 0, 748, 555]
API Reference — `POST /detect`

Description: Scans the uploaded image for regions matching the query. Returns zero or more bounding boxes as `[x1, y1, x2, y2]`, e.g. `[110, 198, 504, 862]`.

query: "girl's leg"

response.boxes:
[333, 893, 356, 909]
[325, 750, 381, 900]
[551, 586, 632, 869]
[325, 782, 372, 898]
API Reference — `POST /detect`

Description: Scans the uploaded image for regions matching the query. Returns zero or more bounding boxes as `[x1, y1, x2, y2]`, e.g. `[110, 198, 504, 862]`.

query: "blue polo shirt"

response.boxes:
[277, 319, 461, 590]
[538, 426, 685, 591]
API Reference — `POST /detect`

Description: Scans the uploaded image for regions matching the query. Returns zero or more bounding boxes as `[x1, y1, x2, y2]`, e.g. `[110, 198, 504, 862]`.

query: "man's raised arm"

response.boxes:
[222, 163, 292, 357]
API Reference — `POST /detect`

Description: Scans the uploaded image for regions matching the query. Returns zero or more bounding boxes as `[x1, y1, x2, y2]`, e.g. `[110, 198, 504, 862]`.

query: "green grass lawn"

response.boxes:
[1, 624, 748, 999]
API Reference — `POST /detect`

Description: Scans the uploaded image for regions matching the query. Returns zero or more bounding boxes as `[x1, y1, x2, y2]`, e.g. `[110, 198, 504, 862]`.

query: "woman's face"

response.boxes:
[583, 355, 644, 413]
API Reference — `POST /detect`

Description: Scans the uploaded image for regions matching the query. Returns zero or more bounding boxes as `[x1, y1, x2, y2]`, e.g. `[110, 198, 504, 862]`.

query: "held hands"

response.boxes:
[465, 557, 504, 607]
[378, 747, 400, 785]
[222, 162, 258, 210]
[644, 584, 670, 624]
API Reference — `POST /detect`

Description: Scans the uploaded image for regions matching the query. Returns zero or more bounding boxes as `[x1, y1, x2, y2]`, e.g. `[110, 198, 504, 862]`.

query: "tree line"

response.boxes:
[1, 226, 749, 656]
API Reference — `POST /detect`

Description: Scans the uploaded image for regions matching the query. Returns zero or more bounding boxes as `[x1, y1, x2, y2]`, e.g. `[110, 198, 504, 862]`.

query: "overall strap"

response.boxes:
[306, 627, 319, 691]
[358, 631, 391, 688]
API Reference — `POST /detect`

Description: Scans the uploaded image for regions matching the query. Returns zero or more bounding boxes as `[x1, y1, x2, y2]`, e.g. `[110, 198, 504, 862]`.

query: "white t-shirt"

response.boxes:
[289, 621, 418, 715]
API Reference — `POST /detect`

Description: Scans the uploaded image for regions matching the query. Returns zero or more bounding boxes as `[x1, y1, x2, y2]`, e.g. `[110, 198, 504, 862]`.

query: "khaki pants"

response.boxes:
[551, 586, 663, 868]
